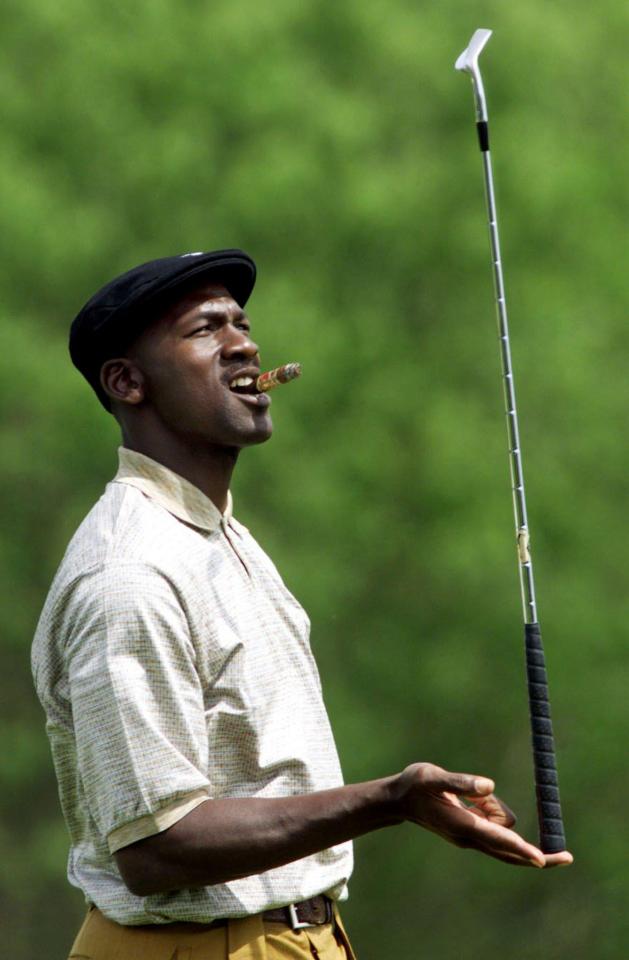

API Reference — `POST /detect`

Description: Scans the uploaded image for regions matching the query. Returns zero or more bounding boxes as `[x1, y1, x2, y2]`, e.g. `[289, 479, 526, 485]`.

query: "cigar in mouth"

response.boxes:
[256, 362, 302, 393]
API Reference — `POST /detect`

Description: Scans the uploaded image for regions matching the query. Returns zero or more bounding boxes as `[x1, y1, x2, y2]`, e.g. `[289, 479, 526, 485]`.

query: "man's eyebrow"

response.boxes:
[176, 301, 248, 325]
[197, 301, 247, 319]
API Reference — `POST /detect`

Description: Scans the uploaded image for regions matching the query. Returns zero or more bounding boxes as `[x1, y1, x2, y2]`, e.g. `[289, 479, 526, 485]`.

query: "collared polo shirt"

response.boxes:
[31, 447, 353, 925]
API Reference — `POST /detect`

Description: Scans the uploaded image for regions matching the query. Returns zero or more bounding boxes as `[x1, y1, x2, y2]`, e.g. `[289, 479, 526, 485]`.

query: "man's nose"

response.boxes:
[222, 326, 260, 360]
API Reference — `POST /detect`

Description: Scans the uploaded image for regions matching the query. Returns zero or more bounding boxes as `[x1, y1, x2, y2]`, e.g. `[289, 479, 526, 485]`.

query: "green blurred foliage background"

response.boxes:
[1, 0, 627, 956]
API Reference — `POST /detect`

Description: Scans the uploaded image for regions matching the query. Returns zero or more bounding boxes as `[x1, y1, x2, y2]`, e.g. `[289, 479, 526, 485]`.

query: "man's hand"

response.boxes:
[394, 762, 573, 869]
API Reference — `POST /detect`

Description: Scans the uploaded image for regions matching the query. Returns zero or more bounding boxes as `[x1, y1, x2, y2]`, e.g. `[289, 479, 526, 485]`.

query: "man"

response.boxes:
[32, 249, 572, 960]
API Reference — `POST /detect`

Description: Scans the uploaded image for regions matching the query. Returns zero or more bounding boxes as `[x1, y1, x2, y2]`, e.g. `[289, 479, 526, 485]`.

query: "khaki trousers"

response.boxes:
[68, 905, 357, 960]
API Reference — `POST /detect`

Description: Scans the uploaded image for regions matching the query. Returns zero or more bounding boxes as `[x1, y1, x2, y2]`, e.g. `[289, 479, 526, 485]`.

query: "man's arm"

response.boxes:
[115, 762, 573, 896]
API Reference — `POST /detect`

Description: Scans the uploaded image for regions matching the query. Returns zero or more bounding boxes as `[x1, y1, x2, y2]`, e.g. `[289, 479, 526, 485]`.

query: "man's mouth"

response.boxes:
[228, 375, 258, 396]
[227, 372, 271, 408]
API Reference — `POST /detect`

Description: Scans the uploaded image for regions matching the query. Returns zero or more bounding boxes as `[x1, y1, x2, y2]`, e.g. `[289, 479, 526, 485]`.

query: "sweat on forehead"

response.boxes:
[162, 282, 238, 321]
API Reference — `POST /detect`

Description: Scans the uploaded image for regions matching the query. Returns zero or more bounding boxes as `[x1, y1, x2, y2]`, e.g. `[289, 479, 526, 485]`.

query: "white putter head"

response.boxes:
[455, 29, 492, 122]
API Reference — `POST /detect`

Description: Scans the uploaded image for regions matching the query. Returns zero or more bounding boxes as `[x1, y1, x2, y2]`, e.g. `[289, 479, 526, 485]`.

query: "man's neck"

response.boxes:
[121, 431, 238, 515]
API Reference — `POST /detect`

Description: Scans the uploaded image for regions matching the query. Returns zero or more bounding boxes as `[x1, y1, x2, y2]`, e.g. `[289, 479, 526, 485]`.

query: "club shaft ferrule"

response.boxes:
[476, 120, 490, 152]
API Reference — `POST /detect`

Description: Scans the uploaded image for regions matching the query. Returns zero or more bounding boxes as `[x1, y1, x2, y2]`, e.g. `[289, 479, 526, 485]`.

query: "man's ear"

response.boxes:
[100, 358, 146, 407]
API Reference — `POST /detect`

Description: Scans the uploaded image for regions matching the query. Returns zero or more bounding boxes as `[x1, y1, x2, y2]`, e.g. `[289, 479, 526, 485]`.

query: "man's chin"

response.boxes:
[244, 421, 273, 446]
[233, 416, 273, 448]
[196, 409, 273, 451]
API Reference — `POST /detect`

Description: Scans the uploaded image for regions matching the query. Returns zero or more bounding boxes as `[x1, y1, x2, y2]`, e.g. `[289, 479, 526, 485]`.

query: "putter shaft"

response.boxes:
[481, 145, 538, 624]
[456, 31, 535, 621]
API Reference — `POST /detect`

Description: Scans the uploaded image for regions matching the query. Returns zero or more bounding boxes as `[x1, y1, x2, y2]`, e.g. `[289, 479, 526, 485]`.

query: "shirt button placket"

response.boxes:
[220, 518, 251, 580]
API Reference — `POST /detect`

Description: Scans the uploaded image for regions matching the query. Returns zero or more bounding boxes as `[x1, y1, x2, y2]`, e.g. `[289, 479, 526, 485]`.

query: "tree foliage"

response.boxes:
[1, 0, 627, 956]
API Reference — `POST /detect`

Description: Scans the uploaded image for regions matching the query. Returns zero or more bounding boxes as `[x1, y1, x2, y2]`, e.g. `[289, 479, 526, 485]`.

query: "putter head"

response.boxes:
[455, 29, 492, 74]
[455, 28, 492, 122]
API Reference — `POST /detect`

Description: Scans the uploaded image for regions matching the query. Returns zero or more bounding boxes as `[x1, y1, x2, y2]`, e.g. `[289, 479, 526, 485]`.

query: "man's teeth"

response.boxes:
[229, 376, 255, 389]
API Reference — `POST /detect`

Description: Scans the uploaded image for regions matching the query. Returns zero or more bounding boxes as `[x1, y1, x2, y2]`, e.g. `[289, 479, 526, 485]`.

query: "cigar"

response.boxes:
[256, 362, 302, 393]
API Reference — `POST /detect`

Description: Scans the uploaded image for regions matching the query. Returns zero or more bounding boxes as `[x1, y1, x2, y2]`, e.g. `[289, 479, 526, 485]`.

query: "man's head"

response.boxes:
[69, 250, 272, 452]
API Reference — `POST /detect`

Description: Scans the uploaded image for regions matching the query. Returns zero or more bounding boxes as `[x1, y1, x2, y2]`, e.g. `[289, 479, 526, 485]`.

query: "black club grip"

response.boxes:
[524, 622, 566, 853]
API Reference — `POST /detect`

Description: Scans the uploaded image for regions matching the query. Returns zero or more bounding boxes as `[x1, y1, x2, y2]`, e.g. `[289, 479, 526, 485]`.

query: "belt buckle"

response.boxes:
[288, 903, 316, 930]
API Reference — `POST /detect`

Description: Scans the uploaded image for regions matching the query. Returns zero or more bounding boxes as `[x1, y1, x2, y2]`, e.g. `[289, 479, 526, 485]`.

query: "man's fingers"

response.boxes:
[462, 814, 545, 867]
[419, 764, 495, 798]
[422, 801, 546, 867]
[540, 851, 574, 868]
[479, 847, 573, 869]
[467, 793, 517, 827]
[478, 846, 543, 868]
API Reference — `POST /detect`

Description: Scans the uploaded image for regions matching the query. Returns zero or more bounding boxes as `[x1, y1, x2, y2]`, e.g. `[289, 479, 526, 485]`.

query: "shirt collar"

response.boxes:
[113, 446, 232, 532]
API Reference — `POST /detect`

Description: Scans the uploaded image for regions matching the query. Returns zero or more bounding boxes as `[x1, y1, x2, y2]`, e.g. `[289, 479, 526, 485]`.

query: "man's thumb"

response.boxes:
[431, 769, 495, 796]
[470, 776, 495, 796]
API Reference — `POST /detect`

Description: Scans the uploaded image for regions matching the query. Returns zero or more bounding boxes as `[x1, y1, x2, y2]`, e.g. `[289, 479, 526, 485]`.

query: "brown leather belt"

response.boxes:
[154, 895, 334, 932]
[262, 894, 333, 928]
[124, 895, 334, 934]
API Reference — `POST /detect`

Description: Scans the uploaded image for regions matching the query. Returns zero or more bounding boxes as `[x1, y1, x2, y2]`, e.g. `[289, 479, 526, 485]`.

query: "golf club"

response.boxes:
[455, 28, 567, 854]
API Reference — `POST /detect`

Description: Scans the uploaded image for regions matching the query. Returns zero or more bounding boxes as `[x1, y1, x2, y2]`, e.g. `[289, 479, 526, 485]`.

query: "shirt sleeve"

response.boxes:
[63, 562, 211, 853]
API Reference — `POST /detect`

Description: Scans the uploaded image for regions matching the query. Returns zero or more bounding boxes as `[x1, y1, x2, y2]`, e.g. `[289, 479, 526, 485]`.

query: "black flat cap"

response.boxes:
[69, 248, 256, 412]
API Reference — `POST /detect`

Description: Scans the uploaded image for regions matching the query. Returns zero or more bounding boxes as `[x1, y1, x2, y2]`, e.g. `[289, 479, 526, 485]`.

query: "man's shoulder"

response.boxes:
[32, 482, 211, 656]
[45, 481, 209, 601]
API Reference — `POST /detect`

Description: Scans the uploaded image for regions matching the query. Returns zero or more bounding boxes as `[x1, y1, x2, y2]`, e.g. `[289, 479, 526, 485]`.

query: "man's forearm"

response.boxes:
[115, 762, 570, 897]
[115, 776, 402, 897]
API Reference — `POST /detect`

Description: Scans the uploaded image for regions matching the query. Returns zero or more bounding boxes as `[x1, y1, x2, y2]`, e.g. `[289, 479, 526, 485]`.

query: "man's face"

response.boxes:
[118, 283, 273, 449]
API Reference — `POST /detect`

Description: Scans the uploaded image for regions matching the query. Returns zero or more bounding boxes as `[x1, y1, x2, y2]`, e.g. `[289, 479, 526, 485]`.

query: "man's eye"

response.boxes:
[189, 322, 218, 336]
